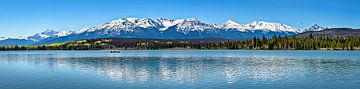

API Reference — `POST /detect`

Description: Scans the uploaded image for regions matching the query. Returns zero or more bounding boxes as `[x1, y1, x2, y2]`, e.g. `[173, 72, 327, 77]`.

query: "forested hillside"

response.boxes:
[1, 35, 360, 50]
[296, 28, 360, 38]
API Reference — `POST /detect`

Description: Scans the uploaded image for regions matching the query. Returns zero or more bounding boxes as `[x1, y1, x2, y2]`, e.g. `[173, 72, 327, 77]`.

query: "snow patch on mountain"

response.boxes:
[87, 18, 161, 32]
[156, 18, 178, 31]
[217, 20, 247, 32]
[304, 24, 327, 32]
[244, 21, 302, 33]
[174, 18, 216, 34]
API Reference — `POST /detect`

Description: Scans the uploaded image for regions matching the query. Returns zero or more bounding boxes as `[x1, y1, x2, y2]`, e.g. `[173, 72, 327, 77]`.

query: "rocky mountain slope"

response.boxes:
[0, 18, 327, 46]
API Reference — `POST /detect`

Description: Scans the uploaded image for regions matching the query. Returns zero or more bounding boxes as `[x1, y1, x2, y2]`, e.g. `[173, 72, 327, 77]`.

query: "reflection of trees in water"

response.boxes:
[2, 55, 360, 84]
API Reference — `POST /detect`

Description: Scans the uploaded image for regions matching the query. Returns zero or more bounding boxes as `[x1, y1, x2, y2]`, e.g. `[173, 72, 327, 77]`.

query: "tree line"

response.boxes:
[1, 35, 360, 50]
[215, 35, 360, 50]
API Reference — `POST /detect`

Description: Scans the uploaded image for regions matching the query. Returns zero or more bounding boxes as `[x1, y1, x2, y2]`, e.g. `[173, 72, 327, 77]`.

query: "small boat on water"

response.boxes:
[110, 50, 121, 53]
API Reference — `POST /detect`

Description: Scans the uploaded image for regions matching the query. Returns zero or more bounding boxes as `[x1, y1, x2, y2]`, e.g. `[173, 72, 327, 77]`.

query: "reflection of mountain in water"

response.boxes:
[2, 55, 360, 84]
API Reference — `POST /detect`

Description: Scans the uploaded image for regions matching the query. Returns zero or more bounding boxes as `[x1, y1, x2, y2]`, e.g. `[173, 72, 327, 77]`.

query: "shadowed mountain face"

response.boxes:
[295, 28, 360, 38]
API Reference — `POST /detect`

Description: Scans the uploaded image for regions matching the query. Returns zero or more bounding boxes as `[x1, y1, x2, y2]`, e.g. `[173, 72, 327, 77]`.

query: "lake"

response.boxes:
[0, 50, 360, 89]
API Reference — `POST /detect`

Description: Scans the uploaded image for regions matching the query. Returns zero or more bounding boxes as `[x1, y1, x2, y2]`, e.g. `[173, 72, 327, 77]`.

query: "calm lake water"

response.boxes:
[0, 50, 360, 89]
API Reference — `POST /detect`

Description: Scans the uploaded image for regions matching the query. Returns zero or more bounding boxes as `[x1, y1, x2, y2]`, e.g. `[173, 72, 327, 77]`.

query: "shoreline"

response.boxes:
[1, 48, 360, 51]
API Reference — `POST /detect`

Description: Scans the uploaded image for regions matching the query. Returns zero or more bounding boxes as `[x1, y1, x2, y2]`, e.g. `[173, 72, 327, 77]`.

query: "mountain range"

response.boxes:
[296, 28, 360, 38]
[0, 18, 327, 46]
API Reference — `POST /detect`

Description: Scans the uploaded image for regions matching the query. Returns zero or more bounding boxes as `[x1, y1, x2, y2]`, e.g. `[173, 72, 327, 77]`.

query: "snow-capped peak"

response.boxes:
[156, 18, 177, 31]
[244, 21, 302, 33]
[224, 19, 238, 24]
[222, 20, 241, 27]
[90, 18, 161, 32]
[173, 18, 215, 33]
[304, 24, 327, 32]
[27, 29, 74, 41]
[218, 19, 247, 31]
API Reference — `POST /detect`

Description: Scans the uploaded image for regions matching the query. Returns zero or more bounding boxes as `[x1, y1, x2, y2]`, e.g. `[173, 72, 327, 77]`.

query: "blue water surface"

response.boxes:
[0, 50, 359, 89]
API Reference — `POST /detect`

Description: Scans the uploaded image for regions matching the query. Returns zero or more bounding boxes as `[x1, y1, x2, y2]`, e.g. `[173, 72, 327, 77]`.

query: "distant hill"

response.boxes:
[295, 28, 360, 38]
[0, 39, 35, 46]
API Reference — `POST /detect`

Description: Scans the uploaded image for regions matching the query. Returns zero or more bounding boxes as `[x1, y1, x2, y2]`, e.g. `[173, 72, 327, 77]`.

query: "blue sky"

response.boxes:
[0, 0, 359, 37]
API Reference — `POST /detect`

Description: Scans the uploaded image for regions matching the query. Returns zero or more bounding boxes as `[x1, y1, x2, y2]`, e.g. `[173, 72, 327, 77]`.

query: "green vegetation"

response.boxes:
[0, 39, 113, 50]
[1, 35, 360, 50]
[218, 35, 360, 50]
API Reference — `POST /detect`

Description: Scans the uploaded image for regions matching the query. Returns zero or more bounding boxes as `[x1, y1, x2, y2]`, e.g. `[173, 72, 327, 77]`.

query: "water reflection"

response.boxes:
[2, 54, 360, 87]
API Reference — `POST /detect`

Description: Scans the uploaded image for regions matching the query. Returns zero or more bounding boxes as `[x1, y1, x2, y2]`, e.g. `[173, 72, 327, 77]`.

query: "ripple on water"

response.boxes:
[0, 50, 360, 89]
